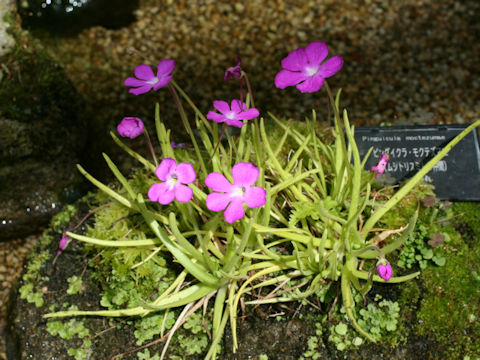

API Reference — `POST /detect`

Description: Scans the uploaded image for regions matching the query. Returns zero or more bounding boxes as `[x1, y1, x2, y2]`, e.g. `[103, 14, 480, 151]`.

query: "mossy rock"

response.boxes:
[6, 176, 480, 359]
[0, 6, 88, 239]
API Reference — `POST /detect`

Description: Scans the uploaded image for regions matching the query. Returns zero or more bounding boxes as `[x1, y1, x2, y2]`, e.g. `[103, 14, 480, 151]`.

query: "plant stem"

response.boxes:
[143, 127, 158, 168]
[209, 125, 226, 162]
[167, 83, 207, 175]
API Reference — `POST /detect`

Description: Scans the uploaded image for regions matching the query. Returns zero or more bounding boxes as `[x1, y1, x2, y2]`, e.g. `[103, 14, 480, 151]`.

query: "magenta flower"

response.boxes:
[148, 158, 196, 205]
[57, 230, 72, 255]
[52, 229, 73, 264]
[274, 41, 343, 93]
[224, 57, 242, 81]
[205, 162, 266, 223]
[206, 100, 259, 128]
[124, 59, 174, 95]
[370, 154, 390, 178]
[117, 117, 144, 139]
[377, 262, 393, 281]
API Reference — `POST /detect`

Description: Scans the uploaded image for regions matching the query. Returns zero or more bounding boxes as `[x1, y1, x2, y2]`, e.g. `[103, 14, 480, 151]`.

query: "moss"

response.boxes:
[18, 246, 50, 307]
[50, 204, 78, 231]
[174, 312, 211, 356]
[66, 275, 84, 295]
[414, 202, 480, 358]
[137, 349, 161, 360]
[46, 306, 92, 360]
[451, 202, 480, 247]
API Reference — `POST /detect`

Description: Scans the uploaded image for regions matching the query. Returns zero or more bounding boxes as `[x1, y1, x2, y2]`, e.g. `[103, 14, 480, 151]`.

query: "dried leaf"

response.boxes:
[428, 233, 445, 248]
[422, 196, 436, 208]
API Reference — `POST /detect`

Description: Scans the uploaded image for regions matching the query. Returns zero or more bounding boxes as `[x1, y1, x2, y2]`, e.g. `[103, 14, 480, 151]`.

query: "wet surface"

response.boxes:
[17, 0, 139, 37]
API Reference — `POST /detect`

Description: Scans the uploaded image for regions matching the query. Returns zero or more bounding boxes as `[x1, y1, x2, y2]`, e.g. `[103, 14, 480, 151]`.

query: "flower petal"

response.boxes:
[206, 192, 232, 212]
[274, 69, 307, 89]
[225, 118, 244, 128]
[153, 75, 173, 90]
[175, 184, 193, 203]
[224, 198, 245, 223]
[319, 55, 344, 78]
[134, 64, 155, 81]
[148, 182, 175, 205]
[157, 59, 175, 77]
[129, 84, 153, 95]
[212, 100, 231, 115]
[206, 111, 226, 123]
[230, 99, 246, 113]
[176, 162, 196, 184]
[305, 41, 329, 66]
[205, 172, 234, 192]
[155, 158, 177, 181]
[244, 186, 266, 208]
[236, 108, 259, 120]
[281, 48, 308, 71]
[124, 77, 146, 87]
[232, 162, 259, 186]
[295, 75, 325, 93]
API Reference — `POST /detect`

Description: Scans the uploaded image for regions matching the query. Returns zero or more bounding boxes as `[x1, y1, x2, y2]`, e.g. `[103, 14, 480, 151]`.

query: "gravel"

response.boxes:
[0, 235, 40, 360]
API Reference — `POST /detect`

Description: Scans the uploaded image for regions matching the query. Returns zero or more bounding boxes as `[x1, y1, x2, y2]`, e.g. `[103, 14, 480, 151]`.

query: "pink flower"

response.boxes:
[370, 154, 390, 178]
[274, 41, 343, 93]
[117, 117, 145, 139]
[57, 230, 72, 255]
[206, 100, 259, 128]
[224, 57, 242, 81]
[124, 59, 174, 95]
[148, 158, 196, 205]
[205, 162, 266, 223]
[377, 262, 393, 281]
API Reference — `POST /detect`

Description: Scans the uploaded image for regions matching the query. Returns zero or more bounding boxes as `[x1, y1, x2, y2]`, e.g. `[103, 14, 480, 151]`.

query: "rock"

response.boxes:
[17, 0, 140, 37]
[0, 0, 16, 56]
[0, 7, 88, 240]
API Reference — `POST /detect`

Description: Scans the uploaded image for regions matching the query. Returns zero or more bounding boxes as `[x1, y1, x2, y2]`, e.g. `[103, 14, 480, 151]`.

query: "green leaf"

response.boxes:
[433, 256, 446, 266]
[335, 323, 348, 335]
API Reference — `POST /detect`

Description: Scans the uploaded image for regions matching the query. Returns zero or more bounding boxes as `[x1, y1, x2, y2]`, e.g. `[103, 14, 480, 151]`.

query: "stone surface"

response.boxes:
[0, 234, 39, 360]
[0, 7, 88, 240]
[0, 0, 15, 57]
[17, 0, 139, 37]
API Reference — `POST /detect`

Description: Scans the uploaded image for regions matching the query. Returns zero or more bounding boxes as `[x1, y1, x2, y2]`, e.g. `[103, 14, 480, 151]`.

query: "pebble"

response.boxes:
[0, 235, 40, 359]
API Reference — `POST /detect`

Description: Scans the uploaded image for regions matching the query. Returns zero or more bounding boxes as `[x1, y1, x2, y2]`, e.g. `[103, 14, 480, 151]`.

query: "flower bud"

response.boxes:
[377, 262, 393, 281]
[117, 117, 144, 139]
[224, 57, 242, 81]
[57, 230, 72, 255]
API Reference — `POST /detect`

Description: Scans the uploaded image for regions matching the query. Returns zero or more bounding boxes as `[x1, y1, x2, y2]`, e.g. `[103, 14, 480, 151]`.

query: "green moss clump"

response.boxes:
[137, 349, 161, 360]
[18, 202, 83, 307]
[18, 246, 49, 307]
[66, 275, 84, 295]
[46, 306, 92, 360]
[50, 204, 78, 231]
[134, 312, 175, 346]
[414, 202, 480, 358]
[174, 312, 212, 356]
